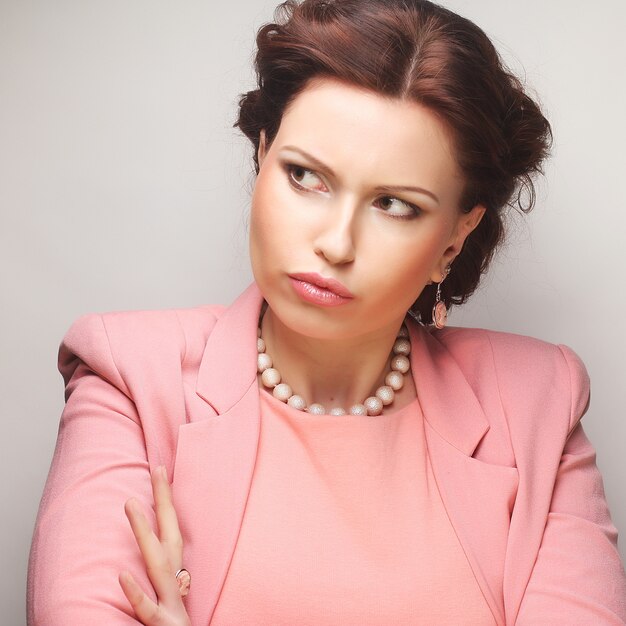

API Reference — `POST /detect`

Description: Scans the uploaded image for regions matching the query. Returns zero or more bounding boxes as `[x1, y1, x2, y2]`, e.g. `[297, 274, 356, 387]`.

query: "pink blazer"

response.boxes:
[27, 280, 626, 625]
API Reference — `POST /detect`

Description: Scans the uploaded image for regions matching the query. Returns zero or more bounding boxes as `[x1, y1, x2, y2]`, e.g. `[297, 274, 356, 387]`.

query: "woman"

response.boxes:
[27, 0, 626, 624]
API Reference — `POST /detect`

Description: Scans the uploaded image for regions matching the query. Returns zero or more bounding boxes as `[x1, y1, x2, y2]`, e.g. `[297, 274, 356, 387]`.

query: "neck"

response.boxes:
[258, 303, 415, 410]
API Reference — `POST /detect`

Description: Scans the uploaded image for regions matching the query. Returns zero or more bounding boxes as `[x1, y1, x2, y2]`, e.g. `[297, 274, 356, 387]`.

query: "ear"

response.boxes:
[430, 204, 487, 282]
[257, 129, 267, 168]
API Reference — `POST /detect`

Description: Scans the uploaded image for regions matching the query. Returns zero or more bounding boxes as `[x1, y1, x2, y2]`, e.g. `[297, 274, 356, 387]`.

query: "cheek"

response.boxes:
[359, 229, 444, 300]
[252, 171, 314, 250]
[365, 227, 442, 271]
[250, 173, 301, 270]
[250, 175, 279, 251]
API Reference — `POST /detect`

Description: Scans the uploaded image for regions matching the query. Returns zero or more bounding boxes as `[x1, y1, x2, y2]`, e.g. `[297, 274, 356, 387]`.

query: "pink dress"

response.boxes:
[210, 386, 498, 625]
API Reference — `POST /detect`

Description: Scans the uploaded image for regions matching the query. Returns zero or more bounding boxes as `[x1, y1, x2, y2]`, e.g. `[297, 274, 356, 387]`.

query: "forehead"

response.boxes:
[275, 77, 463, 195]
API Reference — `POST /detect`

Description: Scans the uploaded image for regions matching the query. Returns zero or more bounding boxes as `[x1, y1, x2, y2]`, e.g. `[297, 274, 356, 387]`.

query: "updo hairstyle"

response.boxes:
[234, 0, 553, 323]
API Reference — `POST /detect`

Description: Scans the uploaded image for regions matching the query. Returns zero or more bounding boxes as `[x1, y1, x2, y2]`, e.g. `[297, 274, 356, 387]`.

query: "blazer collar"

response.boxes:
[195, 281, 260, 415]
[409, 318, 491, 456]
[196, 280, 490, 457]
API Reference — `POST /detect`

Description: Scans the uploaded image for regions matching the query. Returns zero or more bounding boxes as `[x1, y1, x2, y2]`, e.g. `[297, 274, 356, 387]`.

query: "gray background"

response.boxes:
[2, 0, 625, 622]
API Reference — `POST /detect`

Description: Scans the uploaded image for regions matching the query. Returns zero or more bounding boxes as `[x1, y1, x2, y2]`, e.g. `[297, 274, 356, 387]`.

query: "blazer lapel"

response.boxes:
[171, 282, 264, 626]
[173, 280, 517, 626]
[409, 325, 519, 626]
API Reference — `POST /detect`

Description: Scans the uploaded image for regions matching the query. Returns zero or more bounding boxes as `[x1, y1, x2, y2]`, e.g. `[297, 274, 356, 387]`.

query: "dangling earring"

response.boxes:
[431, 263, 452, 329]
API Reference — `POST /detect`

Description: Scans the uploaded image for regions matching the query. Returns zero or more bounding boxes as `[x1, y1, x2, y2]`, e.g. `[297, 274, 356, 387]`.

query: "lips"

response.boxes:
[288, 272, 354, 298]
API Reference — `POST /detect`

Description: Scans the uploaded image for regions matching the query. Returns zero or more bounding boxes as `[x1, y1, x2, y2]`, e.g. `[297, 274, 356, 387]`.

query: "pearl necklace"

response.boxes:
[256, 321, 411, 416]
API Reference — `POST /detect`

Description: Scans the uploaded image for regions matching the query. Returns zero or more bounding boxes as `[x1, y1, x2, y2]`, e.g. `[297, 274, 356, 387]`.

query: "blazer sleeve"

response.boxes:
[27, 314, 160, 625]
[516, 343, 626, 624]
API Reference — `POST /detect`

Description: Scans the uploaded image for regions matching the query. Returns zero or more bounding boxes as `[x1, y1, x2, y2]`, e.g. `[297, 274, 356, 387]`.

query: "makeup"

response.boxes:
[289, 277, 353, 306]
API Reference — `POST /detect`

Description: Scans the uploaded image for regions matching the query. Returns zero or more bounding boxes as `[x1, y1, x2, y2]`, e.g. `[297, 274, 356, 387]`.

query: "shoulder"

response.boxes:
[58, 302, 227, 390]
[431, 324, 574, 375]
[433, 325, 590, 435]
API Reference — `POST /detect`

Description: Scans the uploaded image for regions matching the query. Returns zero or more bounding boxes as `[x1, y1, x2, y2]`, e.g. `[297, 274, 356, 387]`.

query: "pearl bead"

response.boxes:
[273, 383, 292, 401]
[364, 396, 383, 416]
[375, 385, 394, 405]
[257, 352, 272, 373]
[391, 354, 410, 374]
[255, 318, 411, 417]
[385, 370, 404, 390]
[261, 367, 281, 388]
[349, 404, 368, 415]
[393, 338, 411, 356]
[330, 407, 347, 416]
[287, 394, 307, 410]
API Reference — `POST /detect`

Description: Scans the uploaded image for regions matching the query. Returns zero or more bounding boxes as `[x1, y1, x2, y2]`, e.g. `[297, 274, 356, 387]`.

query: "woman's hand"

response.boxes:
[119, 465, 191, 626]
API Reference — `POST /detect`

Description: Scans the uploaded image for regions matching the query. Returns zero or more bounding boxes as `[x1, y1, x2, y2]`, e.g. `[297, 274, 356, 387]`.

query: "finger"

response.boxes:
[151, 466, 183, 570]
[119, 570, 162, 626]
[124, 497, 181, 609]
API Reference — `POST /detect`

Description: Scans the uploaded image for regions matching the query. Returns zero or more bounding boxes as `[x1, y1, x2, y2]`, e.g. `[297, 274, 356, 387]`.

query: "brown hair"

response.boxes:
[234, 0, 553, 323]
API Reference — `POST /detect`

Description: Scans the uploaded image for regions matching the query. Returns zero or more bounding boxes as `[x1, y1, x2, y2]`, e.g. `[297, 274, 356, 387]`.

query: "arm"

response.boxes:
[27, 314, 160, 624]
[515, 344, 626, 624]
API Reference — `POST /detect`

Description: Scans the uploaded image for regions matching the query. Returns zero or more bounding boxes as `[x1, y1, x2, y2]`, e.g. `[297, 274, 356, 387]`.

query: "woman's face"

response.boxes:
[249, 77, 485, 340]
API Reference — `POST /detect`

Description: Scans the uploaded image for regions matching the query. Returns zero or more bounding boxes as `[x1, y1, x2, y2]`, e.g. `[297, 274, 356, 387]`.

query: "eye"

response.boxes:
[375, 196, 421, 220]
[284, 162, 421, 220]
[284, 163, 326, 192]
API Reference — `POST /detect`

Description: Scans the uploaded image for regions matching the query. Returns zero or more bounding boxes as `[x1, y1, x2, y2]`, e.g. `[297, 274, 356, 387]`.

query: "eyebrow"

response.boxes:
[279, 145, 440, 205]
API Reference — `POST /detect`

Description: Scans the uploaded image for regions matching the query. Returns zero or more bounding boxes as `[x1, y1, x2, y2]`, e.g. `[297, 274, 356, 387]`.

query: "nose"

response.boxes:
[312, 199, 357, 265]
